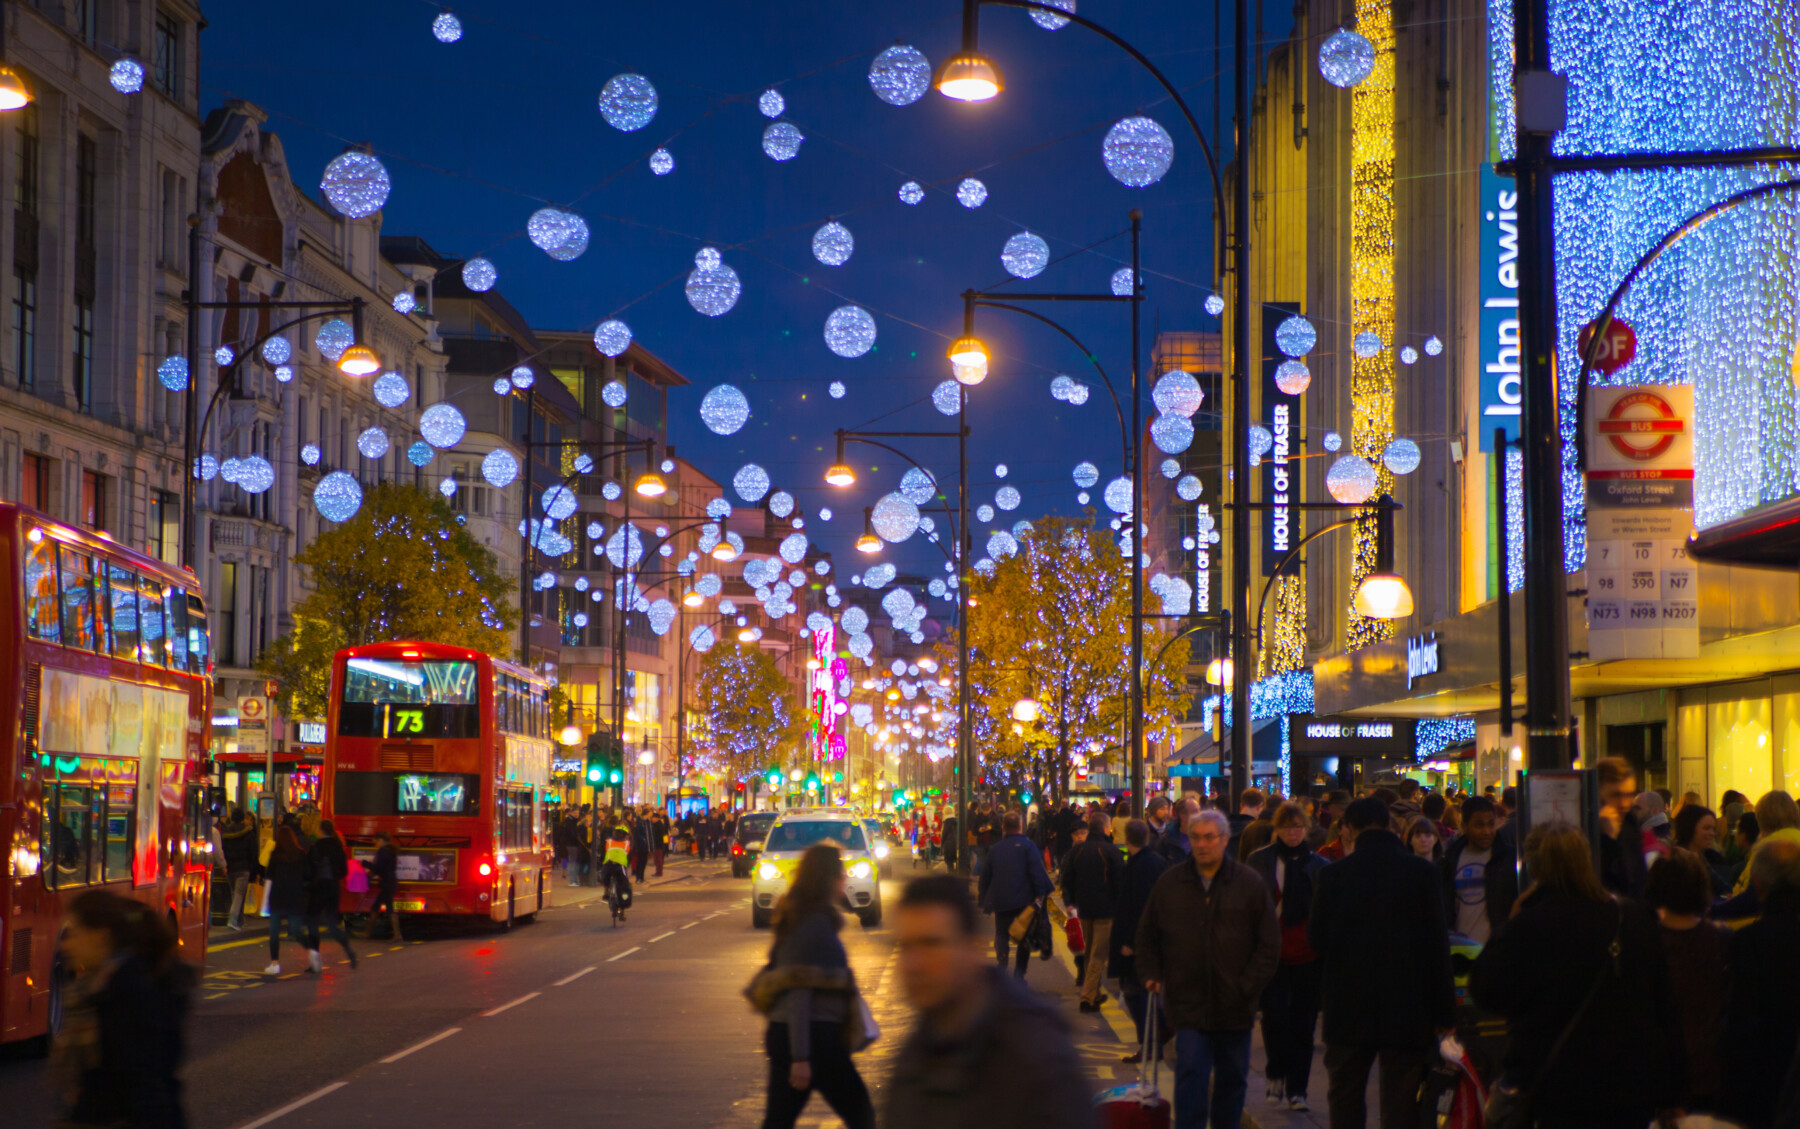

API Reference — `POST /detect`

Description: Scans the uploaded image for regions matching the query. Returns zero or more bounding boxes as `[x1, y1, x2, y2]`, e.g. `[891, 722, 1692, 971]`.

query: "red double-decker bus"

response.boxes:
[1, 502, 213, 1050]
[322, 642, 554, 925]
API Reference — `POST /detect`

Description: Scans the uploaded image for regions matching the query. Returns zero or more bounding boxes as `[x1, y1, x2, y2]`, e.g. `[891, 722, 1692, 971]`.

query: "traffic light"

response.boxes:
[766, 766, 783, 789]
[735, 780, 747, 793]
[586, 734, 623, 788]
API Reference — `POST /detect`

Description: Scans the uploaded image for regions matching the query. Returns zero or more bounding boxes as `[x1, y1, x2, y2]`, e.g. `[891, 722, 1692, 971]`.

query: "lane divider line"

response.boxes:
[553, 966, 596, 986]
[380, 1027, 462, 1064]
[480, 992, 541, 1017]
[680, 922, 699, 929]
[231, 1081, 349, 1129]
[648, 931, 675, 943]
[606, 947, 641, 962]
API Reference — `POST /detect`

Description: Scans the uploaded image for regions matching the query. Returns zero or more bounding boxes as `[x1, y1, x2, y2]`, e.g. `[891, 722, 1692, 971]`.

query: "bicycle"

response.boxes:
[604, 873, 623, 926]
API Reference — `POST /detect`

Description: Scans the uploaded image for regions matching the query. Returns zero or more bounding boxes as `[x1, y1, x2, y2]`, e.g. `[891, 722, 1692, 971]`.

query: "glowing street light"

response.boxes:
[558, 724, 583, 746]
[1011, 697, 1040, 723]
[336, 343, 381, 377]
[856, 507, 882, 554]
[935, 52, 1003, 102]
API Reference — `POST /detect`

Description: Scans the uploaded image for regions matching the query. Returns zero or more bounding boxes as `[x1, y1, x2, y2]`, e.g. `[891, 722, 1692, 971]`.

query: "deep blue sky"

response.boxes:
[202, 0, 1288, 574]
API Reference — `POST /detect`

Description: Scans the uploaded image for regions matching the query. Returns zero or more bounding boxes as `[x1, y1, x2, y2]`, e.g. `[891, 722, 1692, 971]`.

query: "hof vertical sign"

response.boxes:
[1263, 301, 1302, 576]
[1585, 384, 1698, 660]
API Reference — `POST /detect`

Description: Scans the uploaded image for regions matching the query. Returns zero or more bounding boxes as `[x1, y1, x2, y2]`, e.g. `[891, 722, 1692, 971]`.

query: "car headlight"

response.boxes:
[757, 861, 782, 882]
[873, 843, 890, 859]
[848, 860, 873, 880]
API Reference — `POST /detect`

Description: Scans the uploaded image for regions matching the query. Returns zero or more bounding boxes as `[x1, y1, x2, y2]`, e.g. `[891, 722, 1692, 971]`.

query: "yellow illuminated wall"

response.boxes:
[1347, 0, 1397, 649]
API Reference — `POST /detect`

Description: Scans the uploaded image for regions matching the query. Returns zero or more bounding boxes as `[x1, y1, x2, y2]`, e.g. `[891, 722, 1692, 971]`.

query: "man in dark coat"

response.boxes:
[219, 807, 257, 930]
[977, 811, 1053, 978]
[1308, 796, 1455, 1129]
[1137, 809, 1280, 1129]
[1157, 795, 1198, 863]
[1062, 811, 1124, 1011]
[1110, 818, 1170, 1059]
[1597, 755, 1648, 896]
[1226, 787, 1264, 861]
[1722, 840, 1800, 1129]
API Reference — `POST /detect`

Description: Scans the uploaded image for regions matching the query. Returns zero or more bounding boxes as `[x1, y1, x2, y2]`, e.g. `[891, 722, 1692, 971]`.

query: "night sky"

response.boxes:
[202, 0, 1290, 574]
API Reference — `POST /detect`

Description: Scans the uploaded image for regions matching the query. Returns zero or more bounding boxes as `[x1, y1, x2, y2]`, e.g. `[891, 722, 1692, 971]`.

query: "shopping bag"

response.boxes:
[1095, 991, 1170, 1129]
[258, 879, 271, 917]
[246, 879, 266, 913]
[345, 859, 370, 894]
[1065, 915, 1086, 954]
[1008, 903, 1038, 943]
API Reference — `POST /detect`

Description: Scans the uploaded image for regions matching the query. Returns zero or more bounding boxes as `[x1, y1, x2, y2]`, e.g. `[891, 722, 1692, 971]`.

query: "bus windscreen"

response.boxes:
[337, 659, 480, 739]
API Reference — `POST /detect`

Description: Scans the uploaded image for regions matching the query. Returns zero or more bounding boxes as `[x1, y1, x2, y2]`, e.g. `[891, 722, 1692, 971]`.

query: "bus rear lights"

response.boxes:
[478, 860, 494, 877]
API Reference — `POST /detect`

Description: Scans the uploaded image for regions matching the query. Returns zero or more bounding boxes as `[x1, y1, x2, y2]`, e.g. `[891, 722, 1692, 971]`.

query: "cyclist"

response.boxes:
[599, 818, 633, 919]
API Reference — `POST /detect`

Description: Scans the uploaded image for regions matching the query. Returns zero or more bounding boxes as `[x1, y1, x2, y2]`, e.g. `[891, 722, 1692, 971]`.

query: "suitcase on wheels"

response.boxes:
[1095, 993, 1171, 1129]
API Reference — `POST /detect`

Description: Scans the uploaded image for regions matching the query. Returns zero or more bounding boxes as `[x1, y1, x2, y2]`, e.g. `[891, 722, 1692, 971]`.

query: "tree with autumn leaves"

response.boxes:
[690, 637, 805, 781]
[257, 482, 517, 722]
[956, 515, 1192, 799]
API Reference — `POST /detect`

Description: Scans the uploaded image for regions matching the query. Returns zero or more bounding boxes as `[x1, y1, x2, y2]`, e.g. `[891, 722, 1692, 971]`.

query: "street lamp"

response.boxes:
[855, 508, 883, 554]
[633, 468, 668, 497]
[711, 537, 740, 562]
[935, 52, 1003, 102]
[0, 68, 31, 111]
[1351, 499, 1414, 620]
[335, 343, 382, 377]
[1011, 697, 1040, 723]
[558, 724, 583, 746]
[682, 589, 705, 608]
[1206, 658, 1235, 688]
[825, 462, 857, 488]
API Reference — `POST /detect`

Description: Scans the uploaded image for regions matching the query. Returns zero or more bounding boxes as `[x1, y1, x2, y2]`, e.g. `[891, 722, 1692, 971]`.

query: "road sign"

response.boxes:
[235, 697, 270, 756]
[1577, 317, 1637, 375]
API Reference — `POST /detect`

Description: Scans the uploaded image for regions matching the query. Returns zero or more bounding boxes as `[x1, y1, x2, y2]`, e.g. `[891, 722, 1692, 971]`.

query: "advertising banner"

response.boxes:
[1263, 301, 1302, 576]
[1478, 164, 1523, 451]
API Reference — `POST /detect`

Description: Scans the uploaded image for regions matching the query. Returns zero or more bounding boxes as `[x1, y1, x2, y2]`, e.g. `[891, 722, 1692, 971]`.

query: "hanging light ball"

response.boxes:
[1001, 231, 1050, 279]
[1424, 335, 1444, 356]
[812, 221, 855, 266]
[481, 448, 519, 488]
[371, 372, 410, 408]
[759, 89, 786, 118]
[995, 485, 1021, 511]
[431, 12, 462, 42]
[542, 484, 578, 521]
[526, 207, 589, 261]
[868, 45, 932, 107]
[769, 490, 796, 519]
[1249, 425, 1274, 458]
[314, 472, 363, 523]
[215, 345, 238, 368]
[157, 356, 189, 392]
[275, 365, 295, 384]
[1161, 457, 1182, 478]
[110, 58, 145, 94]
[898, 180, 925, 205]
[315, 319, 354, 361]
[299, 444, 321, 468]
[1353, 331, 1384, 359]
[461, 257, 497, 292]
[510, 365, 534, 389]
[236, 456, 275, 495]
[1073, 461, 1100, 488]
[357, 427, 390, 459]
[686, 247, 742, 316]
[1326, 455, 1380, 504]
[419, 403, 467, 448]
[829, 381, 846, 399]
[872, 494, 921, 543]
[1383, 437, 1422, 476]
[649, 148, 674, 175]
[393, 291, 417, 314]
[194, 454, 219, 481]
[1111, 268, 1136, 297]
[733, 463, 771, 503]
[1323, 430, 1343, 452]
[1205, 293, 1225, 317]
[593, 319, 632, 357]
[491, 377, 510, 395]
[1153, 370, 1205, 417]
[956, 178, 988, 208]
[1275, 314, 1317, 358]
[1030, 0, 1074, 29]
[1103, 116, 1175, 187]
[260, 336, 292, 365]
[762, 121, 804, 161]
[1177, 474, 1203, 501]
[439, 477, 458, 498]
[824, 305, 877, 358]
[1319, 27, 1376, 89]
[599, 73, 658, 132]
[1400, 345, 1420, 365]
[932, 380, 965, 416]
[1103, 477, 1134, 514]
[1066, 380, 1090, 405]
[701, 384, 751, 435]
[406, 441, 434, 467]
[602, 380, 627, 407]
[1274, 359, 1311, 395]
[320, 150, 391, 219]
[1151, 413, 1195, 454]
[1050, 374, 1076, 402]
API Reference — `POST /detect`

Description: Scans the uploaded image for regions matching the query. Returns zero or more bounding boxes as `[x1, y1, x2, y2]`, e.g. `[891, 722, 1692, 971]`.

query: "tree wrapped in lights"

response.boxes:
[692, 638, 802, 780]
[957, 515, 1191, 799]
[258, 482, 515, 721]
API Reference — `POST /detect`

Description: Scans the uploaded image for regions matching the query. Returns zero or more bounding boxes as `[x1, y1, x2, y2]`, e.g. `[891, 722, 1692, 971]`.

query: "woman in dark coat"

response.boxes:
[306, 819, 357, 969]
[264, 818, 320, 974]
[1469, 822, 1683, 1129]
[1246, 802, 1327, 1112]
[54, 889, 194, 1129]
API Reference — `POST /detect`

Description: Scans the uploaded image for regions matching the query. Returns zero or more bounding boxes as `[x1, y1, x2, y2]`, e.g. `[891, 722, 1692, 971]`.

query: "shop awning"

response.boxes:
[1688, 495, 1800, 568]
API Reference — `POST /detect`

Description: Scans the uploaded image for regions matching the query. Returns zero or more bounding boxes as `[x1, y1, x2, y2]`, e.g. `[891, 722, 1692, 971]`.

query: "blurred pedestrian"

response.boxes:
[53, 889, 194, 1129]
[1308, 796, 1454, 1128]
[747, 844, 874, 1129]
[976, 810, 1052, 979]
[1246, 802, 1324, 1112]
[1730, 790, 1800, 897]
[1062, 811, 1123, 1012]
[1596, 756, 1647, 896]
[652, 810, 669, 877]
[263, 818, 319, 975]
[885, 875, 1093, 1129]
[306, 819, 357, 970]
[1470, 822, 1681, 1129]
[368, 830, 403, 941]
[1137, 809, 1279, 1129]
[1673, 802, 1732, 897]
[219, 805, 256, 930]
[1646, 848, 1728, 1111]
[1158, 795, 1198, 863]
[1401, 814, 1442, 864]
[1111, 818, 1170, 1061]
[1226, 787, 1265, 860]
[1722, 839, 1800, 1129]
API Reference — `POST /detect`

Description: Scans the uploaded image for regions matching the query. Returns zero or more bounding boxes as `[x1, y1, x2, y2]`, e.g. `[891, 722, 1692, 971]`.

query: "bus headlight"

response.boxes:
[757, 861, 782, 882]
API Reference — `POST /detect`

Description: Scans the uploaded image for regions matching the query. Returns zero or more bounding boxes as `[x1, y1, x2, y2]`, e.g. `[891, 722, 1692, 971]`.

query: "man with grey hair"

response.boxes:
[1137, 807, 1279, 1129]
[1722, 838, 1800, 1127]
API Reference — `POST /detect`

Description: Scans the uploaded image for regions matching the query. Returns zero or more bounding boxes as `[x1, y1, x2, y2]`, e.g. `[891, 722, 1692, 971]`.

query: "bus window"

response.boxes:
[59, 550, 99, 650]
[25, 536, 60, 643]
[104, 784, 134, 882]
[337, 659, 480, 739]
[167, 590, 189, 671]
[186, 592, 209, 674]
[138, 575, 167, 667]
[45, 782, 92, 889]
[335, 771, 480, 816]
[107, 563, 139, 660]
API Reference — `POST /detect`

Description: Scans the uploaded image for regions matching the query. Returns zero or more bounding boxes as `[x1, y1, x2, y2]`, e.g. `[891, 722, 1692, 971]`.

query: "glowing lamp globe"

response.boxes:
[935, 52, 1003, 101]
[336, 344, 381, 376]
[0, 67, 33, 111]
[683, 590, 705, 608]
[947, 335, 989, 372]
[856, 529, 883, 554]
[1206, 658, 1235, 687]
[1012, 698, 1040, 723]
[558, 725, 583, 746]
[1353, 572, 1414, 620]
[712, 540, 740, 562]
[825, 463, 857, 488]
[633, 471, 667, 498]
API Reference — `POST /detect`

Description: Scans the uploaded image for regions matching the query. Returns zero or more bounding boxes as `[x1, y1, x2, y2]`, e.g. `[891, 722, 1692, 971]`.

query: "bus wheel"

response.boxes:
[498, 881, 515, 931]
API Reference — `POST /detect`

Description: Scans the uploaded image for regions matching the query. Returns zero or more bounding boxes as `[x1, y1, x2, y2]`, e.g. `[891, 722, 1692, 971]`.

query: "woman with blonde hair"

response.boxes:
[1729, 789, 1800, 897]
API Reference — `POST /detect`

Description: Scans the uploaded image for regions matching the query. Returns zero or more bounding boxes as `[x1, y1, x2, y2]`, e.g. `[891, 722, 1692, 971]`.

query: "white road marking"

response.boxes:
[606, 947, 642, 962]
[380, 1027, 462, 1064]
[649, 931, 675, 943]
[481, 992, 541, 1017]
[231, 1082, 349, 1129]
[680, 922, 699, 930]
[553, 966, 596, 986]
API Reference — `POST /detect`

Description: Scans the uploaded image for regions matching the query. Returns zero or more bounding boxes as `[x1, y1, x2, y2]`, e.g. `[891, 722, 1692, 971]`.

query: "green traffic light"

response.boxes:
[609, 769, 623, 784]
[587, 767, 602, 783]
[1021, 792, 1033, 805]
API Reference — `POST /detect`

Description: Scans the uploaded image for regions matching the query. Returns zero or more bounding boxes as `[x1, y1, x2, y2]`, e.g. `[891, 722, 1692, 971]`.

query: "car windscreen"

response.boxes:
[736, 814, 777, 840]
[764, 820, 866, 853]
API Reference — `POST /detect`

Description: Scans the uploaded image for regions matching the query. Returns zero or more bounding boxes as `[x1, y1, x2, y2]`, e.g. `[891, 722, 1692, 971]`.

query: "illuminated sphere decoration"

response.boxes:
[733, 463, 771, 503]
[393, 292, 416, 314]
[769, 491, 796, 518]
[995, 463, 1008, 478]
[275, 365, 295, 384]
[1400, 345, 1420, 365]
[157, 356, 189, 392]
[1323, 430, 1343, 452]
[313, 472, 363, 523]
[977, 503, 995, 523]
[1274, 359, 1311, 395]
[1073, 461, 1100, 488]
[686, 248, 742, 316]
[1177, 474, 1203, 501]
[320, 150, 391, 218]
[542, 484, 578, 521]
[1383, 437, 1422, 476]
[261, 336, 292, 365]
[1031, 0, 1074, 29]
[439, 477, 457, 499]
[481, 449, 519, 488]
[406, 441, 434, 467]
[1151, 413, 1195, 454]
[1353, 331, 1384, 358]
[527, 207, 590, 261]
[1050, 374, 1076, 401]
[1066, 381, 1090, 405]
[1103, 116, 1175, 187]
[1424, 335, 1444, 356]
[315, 319, 354, 361]
[812, 221, 855, 266]
[995, 485, 1021, 511]
[700, 384, 751, 435]
[419, 403, 467, 448]
[110, 58, 145, 94]
[357, 427, 389, 459]
[649, 148, 674, 176]
[1275, 314, 1317, 358]
[1161, 458, 1181, 478]
[510, 365, 535, 389]
[759, 89, 785, 118]
[898, 180, 925, 205]
[868, 45, 932, 106]
[1111, 268, 1135, 297]
[237, 456, 275, 495]
[196, 455, 219, 481]
[574, 454, 594, 474]
[1205, 292, 1225, 317]
[987, 531, 1020, 559]
[1153, 369, 1204, 417]
[872, 493, 921, 543]
[957, 178, 988, 208]
[461, 257, 497, 292]
[1001, 231, 1051, 279]
[829, 381, 846, 399]
[1103, 476, 1134, 514]
[491, 378, 510, 395]
[1318, 27, 1376, 89]
[1326, 455, 1380, 504]
[932, 380, 965, 416]
[900, 468, 936, 505]
[780, 532, 809, 564]
[762, 122, 804, 162]
[432, 12, 462, 42]
[593, 319, 632, 357]
[300, 444, 321, 467]
[601, 482, 622, 501]
[599, 73, 658, 131]
[824, 305, 877, 358]
[1249, 425, 1273, 458]
[602, 380, 627, 407]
